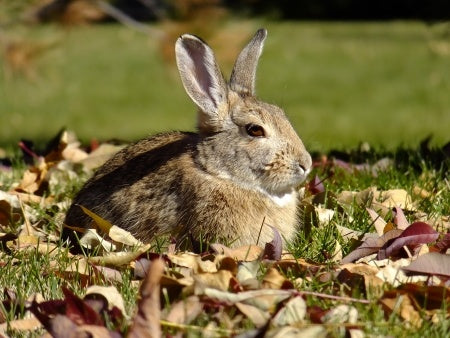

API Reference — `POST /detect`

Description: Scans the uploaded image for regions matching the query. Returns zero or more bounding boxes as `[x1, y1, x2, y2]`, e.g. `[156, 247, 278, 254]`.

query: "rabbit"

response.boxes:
[62, 29, 312, 250]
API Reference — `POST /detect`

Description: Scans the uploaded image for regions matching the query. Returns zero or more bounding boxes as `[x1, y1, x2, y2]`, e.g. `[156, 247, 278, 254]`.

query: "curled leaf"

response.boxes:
[341, 229, 403, 264]
[378, 222, 439, 260]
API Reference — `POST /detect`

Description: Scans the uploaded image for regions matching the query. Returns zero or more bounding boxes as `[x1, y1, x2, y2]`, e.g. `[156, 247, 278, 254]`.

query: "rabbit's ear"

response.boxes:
[230, 29, 267, 96]
[176, 34, 227, 117]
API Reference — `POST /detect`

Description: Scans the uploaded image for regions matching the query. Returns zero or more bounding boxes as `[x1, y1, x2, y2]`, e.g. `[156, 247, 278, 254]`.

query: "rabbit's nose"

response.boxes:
[298, 153, 312, 175]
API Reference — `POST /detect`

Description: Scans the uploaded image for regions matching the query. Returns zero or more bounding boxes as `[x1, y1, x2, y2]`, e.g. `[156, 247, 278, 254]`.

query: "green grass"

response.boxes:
[1, 21, 449, 150]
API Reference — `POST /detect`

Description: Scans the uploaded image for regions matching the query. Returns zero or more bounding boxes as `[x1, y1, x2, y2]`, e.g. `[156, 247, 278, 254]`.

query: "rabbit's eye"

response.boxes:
[245, 124, 265, 137]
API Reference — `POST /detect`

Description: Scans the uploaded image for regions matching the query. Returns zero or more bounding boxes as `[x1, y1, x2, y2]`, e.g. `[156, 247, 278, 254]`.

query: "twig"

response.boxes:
[93, 0, 163, 38]
[299, 290, 371, 304]
[17, 195, 33, 236]
[160, 320, 238, 335]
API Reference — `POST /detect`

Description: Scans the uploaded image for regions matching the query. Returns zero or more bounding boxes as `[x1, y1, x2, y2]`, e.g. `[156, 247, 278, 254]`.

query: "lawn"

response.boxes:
[1, 21, 449, 150]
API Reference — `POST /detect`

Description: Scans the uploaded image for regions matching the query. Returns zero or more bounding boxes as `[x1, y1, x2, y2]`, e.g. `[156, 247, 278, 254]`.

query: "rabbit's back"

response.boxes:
[63, 132, 198, 242]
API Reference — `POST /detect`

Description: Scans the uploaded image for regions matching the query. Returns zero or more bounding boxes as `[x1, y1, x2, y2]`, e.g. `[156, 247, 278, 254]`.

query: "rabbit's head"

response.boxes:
[175, 29, 311, 198]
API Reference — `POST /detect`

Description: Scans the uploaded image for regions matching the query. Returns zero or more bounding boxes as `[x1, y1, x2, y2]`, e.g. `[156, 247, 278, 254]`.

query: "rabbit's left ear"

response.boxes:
[230, 29, 267, 96]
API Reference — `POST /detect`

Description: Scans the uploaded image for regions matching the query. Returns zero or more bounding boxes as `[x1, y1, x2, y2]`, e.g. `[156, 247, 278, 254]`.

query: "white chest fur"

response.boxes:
[268, 191, 297, 207]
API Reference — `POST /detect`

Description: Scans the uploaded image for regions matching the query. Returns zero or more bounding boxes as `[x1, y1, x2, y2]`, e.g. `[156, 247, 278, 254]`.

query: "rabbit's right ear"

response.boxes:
[176, 34, 228, 132]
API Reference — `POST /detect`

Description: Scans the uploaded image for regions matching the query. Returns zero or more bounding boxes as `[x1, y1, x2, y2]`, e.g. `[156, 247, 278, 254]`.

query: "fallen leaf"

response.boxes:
[430, 233, 450, 253]
[79, 205, 113, 235]
[63, 287, 104, 326]
[379, 291, 422, 327]
[341, 229, 403, 264]
[378, 222, 439, 260]
[307, 175, 325, 195]
[373, 258, 430, 287]
[78, 229, 116, 252]
[211, 243, 263, 261]
[108, 225, 142, 247]
[236, 260, 260, 289]
[202, 288, 293, 312]
[366, 208, 386, 236]
[322, 304, 358, 324]
[164, 295, 203, 325]
[261, 268, 288, 289]
[128, 258, 164, 338]
[265, 325, 326, 338]
[88, 244, 151, 266]
[397, 283, 450, 310]
[84, 286, 127, 318]
[263, 226, 282, 260]
[81, 143, 125, 171]
[0, 317, 42, 336]
[235, 302, 270, 328]
[373, 189, 415, 211]
[272, 296, 306, 326]
[393, 206, 409, 230]
[315, 206, 335, 226]
[193, 270, 233, 293]
[402, 252, 450, 279]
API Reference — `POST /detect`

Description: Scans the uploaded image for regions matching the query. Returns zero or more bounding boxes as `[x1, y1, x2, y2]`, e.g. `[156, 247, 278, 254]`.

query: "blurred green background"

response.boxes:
[1, 1, 449, 151]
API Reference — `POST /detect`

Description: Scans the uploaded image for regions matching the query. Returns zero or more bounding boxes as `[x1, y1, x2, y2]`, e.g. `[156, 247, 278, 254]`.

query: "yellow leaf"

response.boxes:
[79, 205, 113, 234]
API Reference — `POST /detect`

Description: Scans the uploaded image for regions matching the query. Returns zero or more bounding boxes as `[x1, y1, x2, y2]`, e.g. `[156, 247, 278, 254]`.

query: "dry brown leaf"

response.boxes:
[373, 189, 416, 212]
[108, 225, 143, 247]
[91, 265, 124, 283]
[379, 292, 423, 327]
[0, 317, 42, 335]
[203, 288, 293, 312]
[167, 252, 217, 273]
[271, 296, 306, 326]
[366, 208, 386, 235]
[339, 263, 384, 291]
[315, 206, 335, 226]
[88, 244, 151, 266]
[262, 268, 288, 289]
[193, 270, 233, 293]
[164, 295, 203, 325]
[85, 285, 127, 318]
[128, 258, 165, 338]
[235, 302, 270, 328]
[78, 229, 116, 252]
[81, 143, 125, 171]
[266, 325, 327, 338]
[16, 169, 40, 194]
[322, 304, 358, 324]
[211, 243, 263, 261]
[372, 258, 431, 287]
[274, 258, 322, 276]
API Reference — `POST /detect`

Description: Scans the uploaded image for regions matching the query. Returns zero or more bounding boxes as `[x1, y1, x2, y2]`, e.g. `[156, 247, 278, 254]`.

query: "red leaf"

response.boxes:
[378, 222, 439, 260]
[27, 299, 66, 333]
[263, 225, 282, 260]
[430, 233, 450, 253]
[307, 175, 325, 195]
[62, 287, 104, 326]
[341, 230, 403, 263]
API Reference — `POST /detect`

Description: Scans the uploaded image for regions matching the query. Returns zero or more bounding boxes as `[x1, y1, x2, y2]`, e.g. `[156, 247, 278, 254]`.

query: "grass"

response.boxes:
[1, 21, 449, 151]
